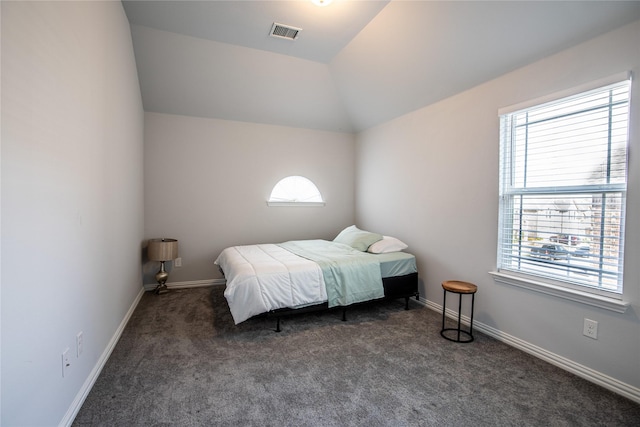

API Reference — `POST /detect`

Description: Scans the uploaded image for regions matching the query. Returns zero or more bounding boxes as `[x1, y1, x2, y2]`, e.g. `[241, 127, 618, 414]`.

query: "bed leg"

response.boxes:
[405, 297, 410, 310]
[342, 308, 347, 322]
[275, 317, 281, 333]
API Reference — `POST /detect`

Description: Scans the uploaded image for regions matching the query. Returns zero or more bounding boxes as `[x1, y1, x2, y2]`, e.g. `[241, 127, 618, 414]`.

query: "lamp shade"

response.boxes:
[148, 238, 178, 261]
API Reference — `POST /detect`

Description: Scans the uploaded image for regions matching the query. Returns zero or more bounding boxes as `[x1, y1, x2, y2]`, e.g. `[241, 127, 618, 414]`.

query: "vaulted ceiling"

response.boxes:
[123, 0, 640, 133]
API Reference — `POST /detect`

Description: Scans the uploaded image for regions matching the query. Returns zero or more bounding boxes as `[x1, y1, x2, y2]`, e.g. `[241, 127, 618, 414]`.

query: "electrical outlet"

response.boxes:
[583, 318, 598, 340]
[76, 331, 84, 357]
[174, 257, 182, 268]
[62, 348, 71, 377]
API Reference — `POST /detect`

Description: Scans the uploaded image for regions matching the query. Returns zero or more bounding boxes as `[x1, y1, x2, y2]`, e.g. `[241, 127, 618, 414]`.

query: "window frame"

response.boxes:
[494, 73, 632, 311]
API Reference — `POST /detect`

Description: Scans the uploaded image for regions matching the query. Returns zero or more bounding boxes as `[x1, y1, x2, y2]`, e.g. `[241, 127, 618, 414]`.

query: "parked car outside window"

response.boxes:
[572, 244, 591, 257]
[530, 244, 571, 260]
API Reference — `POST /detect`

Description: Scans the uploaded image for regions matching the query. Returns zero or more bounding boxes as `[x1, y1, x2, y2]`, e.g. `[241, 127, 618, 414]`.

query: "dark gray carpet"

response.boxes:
[73, 286, 640, 426]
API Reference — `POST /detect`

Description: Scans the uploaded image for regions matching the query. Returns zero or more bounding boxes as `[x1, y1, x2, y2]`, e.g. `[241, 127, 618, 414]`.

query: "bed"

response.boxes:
[214, 226, 419, 331]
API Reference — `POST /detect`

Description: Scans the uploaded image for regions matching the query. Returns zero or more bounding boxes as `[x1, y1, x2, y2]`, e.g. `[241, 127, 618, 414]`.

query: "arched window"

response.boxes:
[268, 176, 325, 206]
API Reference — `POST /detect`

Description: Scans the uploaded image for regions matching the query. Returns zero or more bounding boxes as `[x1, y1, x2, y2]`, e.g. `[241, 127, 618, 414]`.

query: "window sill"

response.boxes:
[267, 201, 325, 207]
[489, 271, 629, 313]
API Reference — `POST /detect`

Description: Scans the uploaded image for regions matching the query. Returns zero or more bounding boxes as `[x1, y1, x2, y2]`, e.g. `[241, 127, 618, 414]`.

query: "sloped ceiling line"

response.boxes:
[123, 0, 640, 133]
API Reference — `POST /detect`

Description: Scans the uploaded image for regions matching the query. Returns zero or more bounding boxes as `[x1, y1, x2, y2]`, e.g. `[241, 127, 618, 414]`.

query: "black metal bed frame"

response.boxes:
[267, 272, 419, 332]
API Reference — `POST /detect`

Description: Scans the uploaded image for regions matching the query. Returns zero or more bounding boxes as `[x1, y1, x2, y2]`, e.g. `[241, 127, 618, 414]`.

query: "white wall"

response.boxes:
[356, 20, 640, 394]
[1, 2, 144, 425]
[144, 112, 356, 284]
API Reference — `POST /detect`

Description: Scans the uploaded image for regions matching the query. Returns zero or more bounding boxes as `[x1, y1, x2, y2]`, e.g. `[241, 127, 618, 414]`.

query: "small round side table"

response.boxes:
[440, 280, 477, 343]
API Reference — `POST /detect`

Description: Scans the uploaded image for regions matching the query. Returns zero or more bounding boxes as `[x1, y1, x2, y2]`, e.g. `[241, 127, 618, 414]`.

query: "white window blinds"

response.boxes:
[497, 78, 631, 294]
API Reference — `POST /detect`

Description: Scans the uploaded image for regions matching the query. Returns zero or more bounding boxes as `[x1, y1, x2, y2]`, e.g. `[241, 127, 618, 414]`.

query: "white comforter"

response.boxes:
[214, 244, 327, 324]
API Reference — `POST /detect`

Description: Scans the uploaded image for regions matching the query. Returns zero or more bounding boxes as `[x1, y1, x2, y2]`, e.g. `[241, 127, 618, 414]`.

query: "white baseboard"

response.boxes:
[424, 298, 640, 404]
[59, 286, 145, 427]
[142, 278, 226, 292]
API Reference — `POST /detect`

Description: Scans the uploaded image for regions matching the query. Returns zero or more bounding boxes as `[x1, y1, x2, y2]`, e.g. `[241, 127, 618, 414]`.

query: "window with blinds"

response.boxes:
[497, 78, 631, 295]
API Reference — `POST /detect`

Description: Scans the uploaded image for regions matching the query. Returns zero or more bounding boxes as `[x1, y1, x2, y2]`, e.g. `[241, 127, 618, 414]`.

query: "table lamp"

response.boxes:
[148, 238, 178, 294]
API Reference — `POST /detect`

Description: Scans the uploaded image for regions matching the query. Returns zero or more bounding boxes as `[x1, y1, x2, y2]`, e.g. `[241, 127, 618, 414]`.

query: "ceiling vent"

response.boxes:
[270, 23, 302, 40]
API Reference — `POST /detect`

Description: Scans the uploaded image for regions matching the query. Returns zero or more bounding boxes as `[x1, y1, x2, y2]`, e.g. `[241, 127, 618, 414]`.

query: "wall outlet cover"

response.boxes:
[583, 318, 598, 340]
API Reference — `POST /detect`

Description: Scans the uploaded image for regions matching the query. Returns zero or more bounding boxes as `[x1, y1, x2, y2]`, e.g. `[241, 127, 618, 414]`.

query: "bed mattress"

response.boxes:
[373, 251, 417, 278]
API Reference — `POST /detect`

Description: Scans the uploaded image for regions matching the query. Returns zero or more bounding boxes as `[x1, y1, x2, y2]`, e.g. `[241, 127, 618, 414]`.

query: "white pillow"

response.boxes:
[367, 236, 408, 254]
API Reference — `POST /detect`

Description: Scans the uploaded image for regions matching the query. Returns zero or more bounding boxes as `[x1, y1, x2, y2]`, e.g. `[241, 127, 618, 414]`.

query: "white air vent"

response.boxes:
[270, 23, 302, 40]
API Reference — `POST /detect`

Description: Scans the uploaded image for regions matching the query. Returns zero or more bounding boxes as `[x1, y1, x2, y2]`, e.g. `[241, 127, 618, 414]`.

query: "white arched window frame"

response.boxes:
[267, 176, 325, 207]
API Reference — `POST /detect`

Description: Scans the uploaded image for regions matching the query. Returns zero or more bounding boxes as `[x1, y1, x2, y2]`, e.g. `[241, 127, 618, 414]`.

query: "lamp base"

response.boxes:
[154, 261, 170, 295]
[154, 283, 169, 295]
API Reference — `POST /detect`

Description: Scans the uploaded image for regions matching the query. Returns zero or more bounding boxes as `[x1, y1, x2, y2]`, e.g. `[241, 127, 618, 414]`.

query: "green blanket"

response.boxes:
[278, 240, 384, 307]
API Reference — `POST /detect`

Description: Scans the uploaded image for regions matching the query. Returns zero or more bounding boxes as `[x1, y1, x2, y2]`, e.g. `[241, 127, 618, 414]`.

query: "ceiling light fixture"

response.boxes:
[311, 0, 333, 6]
